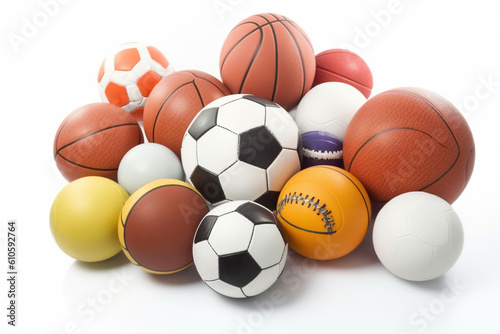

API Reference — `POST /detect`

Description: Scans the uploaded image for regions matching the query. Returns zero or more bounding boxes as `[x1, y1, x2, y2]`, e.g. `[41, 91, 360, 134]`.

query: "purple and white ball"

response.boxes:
[301, 131, 344, 169]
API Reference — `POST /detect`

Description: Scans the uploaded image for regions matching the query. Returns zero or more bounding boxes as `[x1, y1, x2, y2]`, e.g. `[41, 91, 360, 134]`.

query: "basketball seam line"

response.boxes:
[56, 154, 119, 171]
[271, 13, 307, 99]
[464, 147, 475, 184]
[226, 16, 309, 50]
[315, 66, 371, 89]
[346, 126, 450, 198]
[389, 89, 461, 162]
[256, 14, 279, 101]
[365, 90, 461, 196]
[191, 80, 205, 107]
[347, 126, 447, 171]
[152, 81, 197, 141]
[276, 192, 336, 235]
[55, 124, 141, 171]
[281, 15, 314, 50]
[240, 23, 265, 94]
[54, 107, 89, 154]
[229, 17, 288, 32]
[221, 16, 307, 99]
[316, 166, 371, 222]
[222, 16, 292, 73]
[186, 71, 228, 96]
[55, 122, 140, 157]
[220, 21, 261, 76]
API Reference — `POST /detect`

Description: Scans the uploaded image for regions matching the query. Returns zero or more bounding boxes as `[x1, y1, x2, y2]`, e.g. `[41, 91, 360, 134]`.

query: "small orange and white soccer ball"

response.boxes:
[97, 42, 174, 120]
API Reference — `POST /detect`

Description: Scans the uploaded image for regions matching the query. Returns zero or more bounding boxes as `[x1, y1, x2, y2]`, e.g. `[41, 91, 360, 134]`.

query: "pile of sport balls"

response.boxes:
[50, 13, 475, 298]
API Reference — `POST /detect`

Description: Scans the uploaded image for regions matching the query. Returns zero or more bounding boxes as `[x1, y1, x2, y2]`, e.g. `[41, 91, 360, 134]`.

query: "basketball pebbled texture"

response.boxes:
[143, 70, 230, 158]
[343, 87, 475, 205]
[54, 103, 143, 182]
[219, 13, 315, 111]
[118, 179, 209, 274]
[313, 49, 373, 98]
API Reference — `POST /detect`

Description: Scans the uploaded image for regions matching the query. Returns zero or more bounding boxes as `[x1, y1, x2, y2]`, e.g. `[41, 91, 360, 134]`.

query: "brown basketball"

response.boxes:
[219, 13, 315, 111]
[343, 87, 475, 206]
[143, 70, 230, 158]
[54, 103, 143, 182]
[118, 179, 210, 274]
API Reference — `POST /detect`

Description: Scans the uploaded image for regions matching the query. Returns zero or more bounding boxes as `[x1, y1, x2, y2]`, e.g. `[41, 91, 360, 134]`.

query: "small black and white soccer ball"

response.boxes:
[181, 94, 302, 210]
[192, 200, 288, 298]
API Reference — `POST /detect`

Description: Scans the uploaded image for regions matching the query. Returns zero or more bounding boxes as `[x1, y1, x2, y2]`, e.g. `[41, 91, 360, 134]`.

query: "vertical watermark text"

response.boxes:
[6, 220, 18, 326]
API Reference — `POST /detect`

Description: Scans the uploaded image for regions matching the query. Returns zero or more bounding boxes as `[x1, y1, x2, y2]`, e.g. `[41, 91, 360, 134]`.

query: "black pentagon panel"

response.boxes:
[194, 216, 218, 244]
[188, 107, 219, 140]
[219, 251, 261, 287]
[255, 191, 281, 211]
[236, 201, 276, 225]
[190, 166, 226, 204]
[239, 126, 282, 169]
[242, 95, 278, 108]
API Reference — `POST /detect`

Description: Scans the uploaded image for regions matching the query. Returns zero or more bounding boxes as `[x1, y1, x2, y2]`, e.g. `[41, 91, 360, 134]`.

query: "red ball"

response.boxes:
[143, 70, 230, 158]
[54, 103, 143, 182]
[313, 49, 373, 98]
[343, 87, 475, 207]
[220, 13, 316, 111]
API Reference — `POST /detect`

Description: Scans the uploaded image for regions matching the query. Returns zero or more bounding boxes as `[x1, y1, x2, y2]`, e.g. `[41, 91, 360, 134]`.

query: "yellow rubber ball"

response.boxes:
[50, 176, 129, 262]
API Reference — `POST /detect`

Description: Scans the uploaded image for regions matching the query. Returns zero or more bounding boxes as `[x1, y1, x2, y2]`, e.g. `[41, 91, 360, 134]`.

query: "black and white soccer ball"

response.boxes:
[192, 200, 288, 298]
[181, 94, 302, 210]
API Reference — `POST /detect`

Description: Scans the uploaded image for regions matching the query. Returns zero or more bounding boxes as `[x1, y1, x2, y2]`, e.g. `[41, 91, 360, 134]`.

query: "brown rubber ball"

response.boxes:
[118, 179, 210, 274]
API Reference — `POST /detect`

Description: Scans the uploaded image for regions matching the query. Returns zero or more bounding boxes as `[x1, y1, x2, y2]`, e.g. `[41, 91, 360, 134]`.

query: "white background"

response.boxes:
[1, 0, 499, 333]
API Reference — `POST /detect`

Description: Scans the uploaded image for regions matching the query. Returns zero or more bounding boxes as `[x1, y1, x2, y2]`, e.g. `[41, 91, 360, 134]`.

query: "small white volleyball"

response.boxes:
[118, 143, 184, 194]
[373, 191, 464, 281]
[293, 82, 366, 140]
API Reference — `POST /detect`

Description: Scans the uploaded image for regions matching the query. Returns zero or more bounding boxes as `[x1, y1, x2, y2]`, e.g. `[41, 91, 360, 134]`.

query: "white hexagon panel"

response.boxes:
[208, 212, 254, 255]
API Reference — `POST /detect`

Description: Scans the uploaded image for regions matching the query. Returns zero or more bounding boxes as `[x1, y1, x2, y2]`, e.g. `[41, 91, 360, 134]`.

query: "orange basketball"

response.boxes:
[118, 179, 210, 274]
[143, 70, 230, 158]
[219, 13, 315, 111]
[54, 103, 143, 182]
[343, 87, 475, 206]
[276, 166, 371, 260]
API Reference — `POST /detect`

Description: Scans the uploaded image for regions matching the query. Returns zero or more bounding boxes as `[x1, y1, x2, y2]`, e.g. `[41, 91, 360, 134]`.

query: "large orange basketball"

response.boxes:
[54, 103, 143, 182]
[343, 88, 475, 206]
[276, 166, 371, 260]
[143, 70, 230, 158]
[219, 13, 315, 111]
[118, 179, 210, 274]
